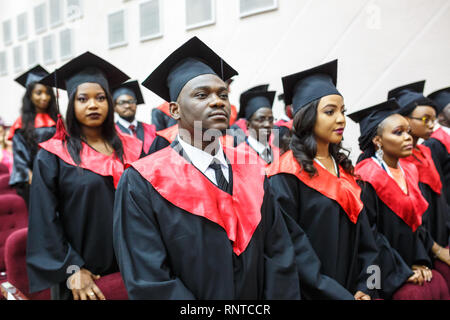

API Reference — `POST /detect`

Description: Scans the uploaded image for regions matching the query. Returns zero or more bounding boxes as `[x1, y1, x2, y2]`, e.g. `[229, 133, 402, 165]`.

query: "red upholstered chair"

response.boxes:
[392, 270, 450, 300]
[434, 259, 450, 295]
[3, 228, 127, 300]
[4, 228, 50, 300]
[95, 272, 128, 300]
[0, 174, 15, 195]
[0, 193, 28, 273]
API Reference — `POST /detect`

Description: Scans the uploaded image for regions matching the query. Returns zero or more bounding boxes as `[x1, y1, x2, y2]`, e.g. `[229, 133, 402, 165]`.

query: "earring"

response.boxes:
[375, 144, 384, 161]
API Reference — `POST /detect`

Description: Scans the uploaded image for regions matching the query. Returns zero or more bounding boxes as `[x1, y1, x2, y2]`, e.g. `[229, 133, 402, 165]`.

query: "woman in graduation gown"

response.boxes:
[352, 99, 447, 299]
[388, 82, 450, 267]
[113, 37, 354, 300]
[350, 99, 444, 299]
[267, 60, 380, 300]
[26, 52, 142, 300]
[8, 65, 59, 205]
[235, 88, 280, 165]
[424, 87, 450, 207]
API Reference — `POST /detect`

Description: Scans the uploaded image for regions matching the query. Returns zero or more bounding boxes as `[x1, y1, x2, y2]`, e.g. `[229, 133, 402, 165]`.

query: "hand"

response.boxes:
[436, 247, 450, 266]
[406, 269, 424, 286]
[354, 291, 371, 300]
[68, 268, 105, 300]
[412, 265, 433, 283]
[28, 170, 33, 184]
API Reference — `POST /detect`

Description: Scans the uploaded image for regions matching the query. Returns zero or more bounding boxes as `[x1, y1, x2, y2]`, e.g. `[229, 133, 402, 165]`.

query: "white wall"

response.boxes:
[0, 0, 449, 162]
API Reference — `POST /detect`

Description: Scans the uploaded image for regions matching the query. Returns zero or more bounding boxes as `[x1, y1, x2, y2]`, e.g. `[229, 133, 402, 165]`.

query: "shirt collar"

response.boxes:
[117, 117, 138, 129]
[177, 135, 228, 174]
[247, 135, 269, 155]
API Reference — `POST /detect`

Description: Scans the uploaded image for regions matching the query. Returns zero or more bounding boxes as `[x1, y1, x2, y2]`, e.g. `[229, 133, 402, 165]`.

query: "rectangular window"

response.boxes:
[140, 0, 162, 41]
[67, 0, 83, 20]
[3, 20, 12, 46]
[239, 0, 277, 18]
[34, 3, 48, 34]
[0, 51, 8, 76]
[185, 0, 215, 30]
[108, 10, 127, 49]
[17, 13, 28, 41]
[59, 28, 73, 60]
[27, 41, 38, 67]
[13, 46, 23, 73]
[49, 0, 64, 27]
[42, 34, 55, 64]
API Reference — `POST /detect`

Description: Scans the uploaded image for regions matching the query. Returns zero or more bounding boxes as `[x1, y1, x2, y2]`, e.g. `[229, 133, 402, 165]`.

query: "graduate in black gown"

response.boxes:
[424, 87, 450, 207]
[8, 65, 59, 205]
[387, 82, 450, 265]
[26, 52, 142, 300]
[268, 60, 380, 300]
[151, 101, 177, 131]
[113, 80, 157, 155]
[113, 37, 352, 300]
[235, 88, 279, 165]
[349, 99, 433, 299]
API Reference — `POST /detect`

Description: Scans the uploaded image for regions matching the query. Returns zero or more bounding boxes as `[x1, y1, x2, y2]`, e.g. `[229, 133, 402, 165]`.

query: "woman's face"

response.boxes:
[313, 94, 346, 145]
[374, 114, 413, 159]
[74, 82, 109, 129]
[31, 84, 51, 113]
[407, 105, 436, 140]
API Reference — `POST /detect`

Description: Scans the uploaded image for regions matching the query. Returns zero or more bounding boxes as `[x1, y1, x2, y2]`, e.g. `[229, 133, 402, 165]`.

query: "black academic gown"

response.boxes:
[424, 137, 450, 207]
[9, 126, 56, 205]
[113, 141, 307, 300]
[115, 121, 156, 157]
[26, 149, 119, 300]
[151, 108, 177, 131]
[268, 171, 380, 298]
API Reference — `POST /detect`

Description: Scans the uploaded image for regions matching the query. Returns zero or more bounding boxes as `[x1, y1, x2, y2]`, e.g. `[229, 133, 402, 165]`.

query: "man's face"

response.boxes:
[114, 94, 137, 122]
[172, 74, 231, 135]
[247, 107, 274, 143]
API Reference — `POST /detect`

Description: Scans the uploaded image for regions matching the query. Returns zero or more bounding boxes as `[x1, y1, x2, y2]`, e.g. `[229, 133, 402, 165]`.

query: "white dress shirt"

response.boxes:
[177, 135, 229, 186]
[247, 135, 272, 163]
[117, 117, 138, 135]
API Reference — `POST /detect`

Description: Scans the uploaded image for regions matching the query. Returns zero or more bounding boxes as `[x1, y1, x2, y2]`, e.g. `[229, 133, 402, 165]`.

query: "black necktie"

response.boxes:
[209, 159, 229, 192]
[261, 147, 272, 164]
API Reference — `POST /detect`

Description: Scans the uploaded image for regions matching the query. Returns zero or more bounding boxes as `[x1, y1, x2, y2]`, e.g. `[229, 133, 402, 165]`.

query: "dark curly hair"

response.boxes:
[20, 83, 59, 158]
[280, 99, 354, 177]
[64, 85, 124, 165]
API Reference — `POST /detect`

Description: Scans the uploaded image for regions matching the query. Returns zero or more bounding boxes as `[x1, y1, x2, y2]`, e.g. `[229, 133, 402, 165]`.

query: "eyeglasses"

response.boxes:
[117, 99, 137, 106]
[408, 116, 436, 125]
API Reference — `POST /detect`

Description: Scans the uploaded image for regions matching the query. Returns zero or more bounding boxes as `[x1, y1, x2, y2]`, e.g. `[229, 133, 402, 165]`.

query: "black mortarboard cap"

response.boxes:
[278, 93, 285, 102]
[239, 84, 269, 106]
[238, 90, 276, 120]
[141, 37, 238, 102]
[348, 99, 400, 151]
[428, 87, 450, 114]
[282, 59, 341, 115]
[15, 65, 49, 88]
[387, 80, 436, 115]
[112, 80, 145, 105]
[40, 51, 130, 98]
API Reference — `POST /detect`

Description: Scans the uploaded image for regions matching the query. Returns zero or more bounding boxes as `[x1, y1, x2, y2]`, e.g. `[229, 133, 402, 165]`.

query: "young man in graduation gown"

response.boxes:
[113, 37, 354, 300]
[424, 87, 450, 207]
[113, 80, 157, 155]
[235, 88, 280, 165]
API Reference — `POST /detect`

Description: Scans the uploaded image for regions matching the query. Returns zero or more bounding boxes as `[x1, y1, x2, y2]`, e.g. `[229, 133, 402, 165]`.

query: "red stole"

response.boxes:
[141, 123, 156, 154]
[156, 124, 235, 148]
[233, 118, 248, 135]
[355, 158, 428, 232]
[40, 119, 142, 188]
[266, 150, 363, 224]
[278, 119, 293, 130]
[131, 145, 265, 256]
[156, 102, 172, 118]
[400, 145, 442, 195]
[230, 104, 238, 126]
[7, 113, 56, 140]
[431, 127, 450, 153]
[236, 139, 281, 168]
